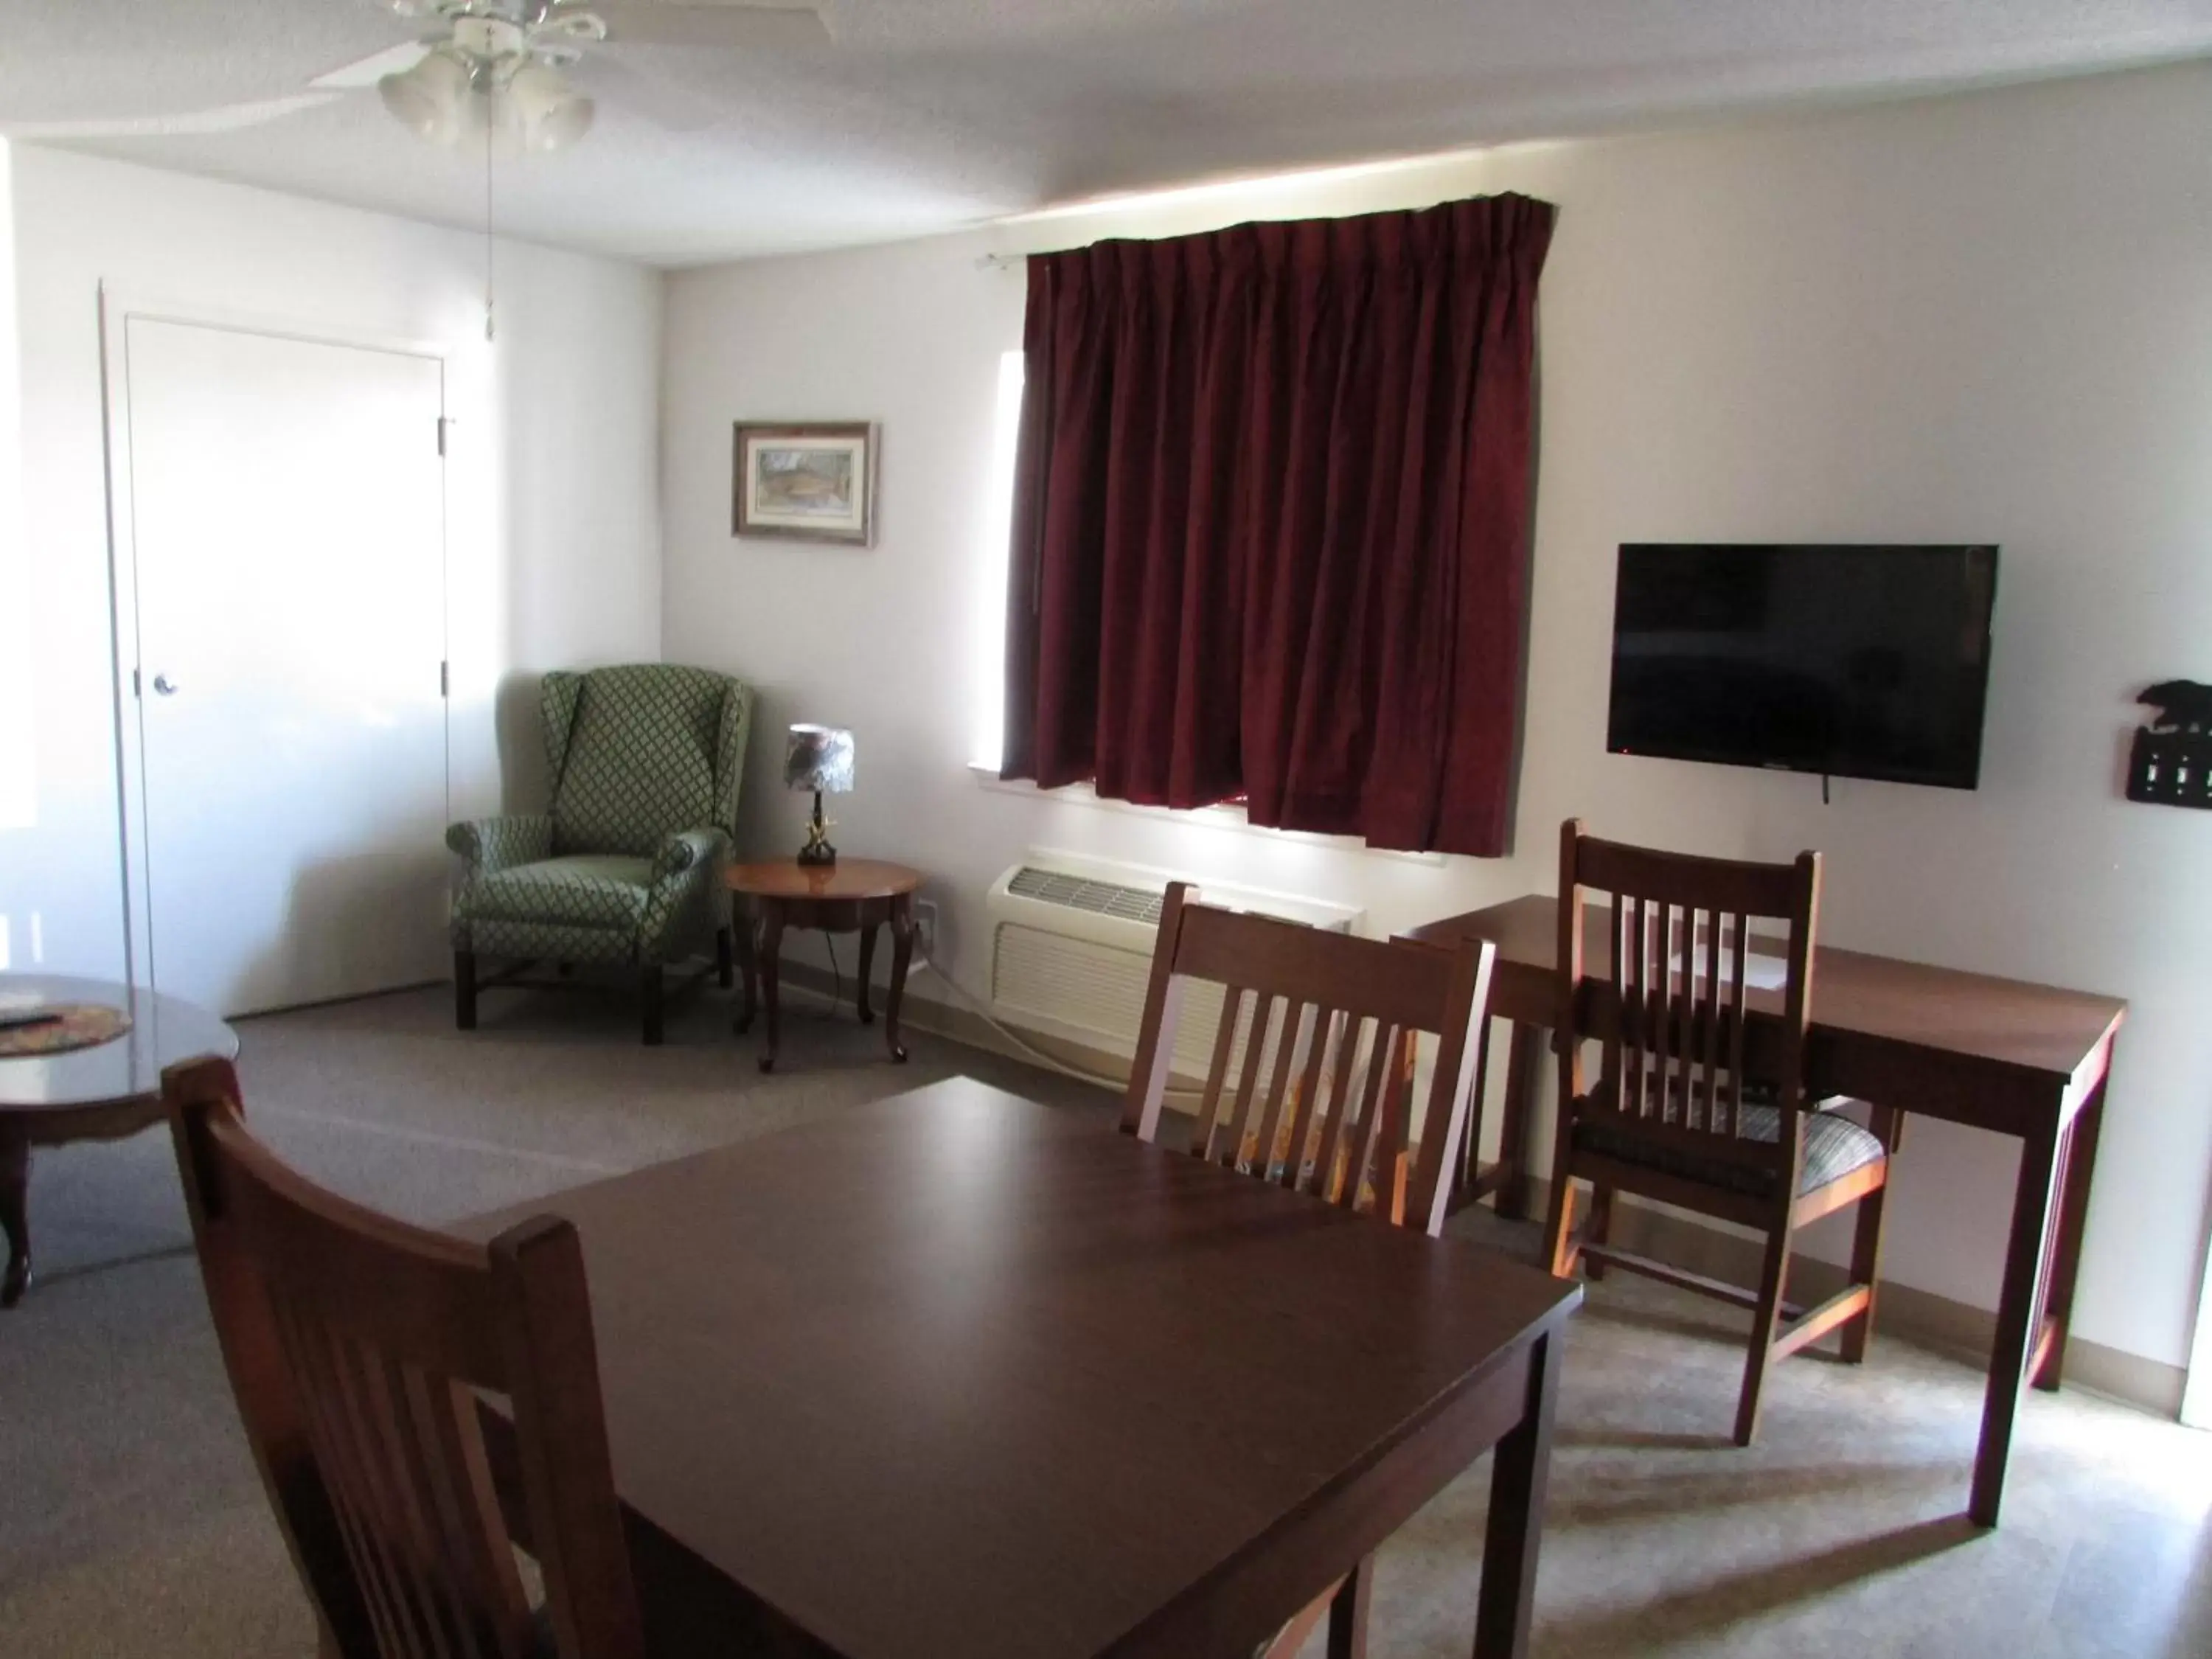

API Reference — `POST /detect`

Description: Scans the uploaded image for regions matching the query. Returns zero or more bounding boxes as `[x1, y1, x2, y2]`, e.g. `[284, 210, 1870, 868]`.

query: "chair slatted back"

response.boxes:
[163, 1057, 644, 1659]
[1557, 820, 1822, 1180]
[1123, 884, 1497, 1237]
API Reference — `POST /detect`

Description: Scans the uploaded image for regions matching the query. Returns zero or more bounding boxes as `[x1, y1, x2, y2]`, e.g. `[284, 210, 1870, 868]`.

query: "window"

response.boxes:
[970, 348, 1025, 771]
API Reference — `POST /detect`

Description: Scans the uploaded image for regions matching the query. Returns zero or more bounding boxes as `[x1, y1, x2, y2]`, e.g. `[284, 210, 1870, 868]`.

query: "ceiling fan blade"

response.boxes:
[592, 2, 833, 52]
[7, 92, 342, 141]
[569, 54, 728, 133]
[310, 41, 436, 91]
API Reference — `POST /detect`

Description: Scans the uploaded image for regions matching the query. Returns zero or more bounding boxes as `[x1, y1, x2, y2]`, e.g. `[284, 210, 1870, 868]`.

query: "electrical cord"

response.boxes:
[906, 955, 1209, 1103]
[779, 936, 1204, 1102]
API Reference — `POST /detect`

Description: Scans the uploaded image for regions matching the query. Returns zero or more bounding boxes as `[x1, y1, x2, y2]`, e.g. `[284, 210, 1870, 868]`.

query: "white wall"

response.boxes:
[663, 60, 2212, 1379]
[0, 145, 663, 983]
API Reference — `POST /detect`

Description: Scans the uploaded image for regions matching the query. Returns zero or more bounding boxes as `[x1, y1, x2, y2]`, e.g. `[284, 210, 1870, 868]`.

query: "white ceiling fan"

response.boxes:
[15, 1, 835, 154]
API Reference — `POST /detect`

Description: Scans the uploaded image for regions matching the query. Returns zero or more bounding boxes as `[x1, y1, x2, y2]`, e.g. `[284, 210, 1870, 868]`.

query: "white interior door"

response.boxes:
[123, 317, 448, 1017]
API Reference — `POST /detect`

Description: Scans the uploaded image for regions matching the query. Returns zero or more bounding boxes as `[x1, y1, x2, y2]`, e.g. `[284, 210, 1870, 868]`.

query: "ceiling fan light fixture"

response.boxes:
[378, 46, 477, 145]
[501, 59, 594, 154]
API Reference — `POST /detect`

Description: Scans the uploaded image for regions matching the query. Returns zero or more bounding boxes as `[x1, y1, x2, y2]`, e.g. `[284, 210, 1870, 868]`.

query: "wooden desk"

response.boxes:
[1402, 895, 2125, 1529]
[461, 1078, 1581, 1659]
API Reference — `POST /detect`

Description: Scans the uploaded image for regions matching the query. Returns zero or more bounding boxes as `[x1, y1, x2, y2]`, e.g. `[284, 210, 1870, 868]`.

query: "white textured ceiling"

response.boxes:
[5, 1, 2211, 267]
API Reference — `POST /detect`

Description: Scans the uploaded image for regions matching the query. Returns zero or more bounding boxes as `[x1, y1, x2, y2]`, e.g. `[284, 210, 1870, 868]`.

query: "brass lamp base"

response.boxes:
[798, 793, 837, 866]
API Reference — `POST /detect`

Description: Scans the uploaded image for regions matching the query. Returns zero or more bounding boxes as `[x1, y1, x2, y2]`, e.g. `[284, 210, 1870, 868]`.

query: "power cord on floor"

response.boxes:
[773, 934, 1203, 1102]
[907, 956, 1209, 1105]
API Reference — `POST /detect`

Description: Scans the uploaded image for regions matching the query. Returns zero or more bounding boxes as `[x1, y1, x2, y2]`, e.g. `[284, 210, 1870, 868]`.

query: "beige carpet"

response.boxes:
[1, 981, 2207, 1658]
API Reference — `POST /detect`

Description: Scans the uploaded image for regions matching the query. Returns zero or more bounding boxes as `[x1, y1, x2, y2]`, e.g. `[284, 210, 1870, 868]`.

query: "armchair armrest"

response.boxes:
[445, 814, 554, 875]
[653, 828, 729, 883]
[639, 829, 733, 956]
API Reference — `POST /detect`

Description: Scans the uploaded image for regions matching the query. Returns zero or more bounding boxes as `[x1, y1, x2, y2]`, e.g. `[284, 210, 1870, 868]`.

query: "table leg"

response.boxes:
[1472, 1326, 1561, 1658]
[1, 1125, 29, 1310]
[1971, 1118, 2063, 1527]
[757, 908, 785, 1074]
[857, 921, 879, 1025]
[1494, 1023, 1541, 1222]
[2033, 1077, 2106, 1393]
[734, 910, 759, 1034]
[885, 895, 914, 1064]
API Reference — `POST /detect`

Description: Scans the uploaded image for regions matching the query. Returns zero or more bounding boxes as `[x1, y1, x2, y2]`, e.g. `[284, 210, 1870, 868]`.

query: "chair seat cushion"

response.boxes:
[1573, 1101, 1885, 1198]
[459, 855, 654, 932]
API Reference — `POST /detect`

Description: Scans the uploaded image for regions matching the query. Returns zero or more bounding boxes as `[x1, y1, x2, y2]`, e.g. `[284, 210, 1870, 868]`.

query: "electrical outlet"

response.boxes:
[911, 899, 939, 966]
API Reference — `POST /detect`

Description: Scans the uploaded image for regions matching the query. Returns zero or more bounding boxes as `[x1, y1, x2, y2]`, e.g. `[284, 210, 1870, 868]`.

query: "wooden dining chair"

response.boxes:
[1123, 883, 1498, 1658]
[162, 1055, 646, 1659]
[1543, 820, 1899, 1447]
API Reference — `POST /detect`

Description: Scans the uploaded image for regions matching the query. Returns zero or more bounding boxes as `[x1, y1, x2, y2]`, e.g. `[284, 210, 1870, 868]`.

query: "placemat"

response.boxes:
[0, 1004, 133, 1058]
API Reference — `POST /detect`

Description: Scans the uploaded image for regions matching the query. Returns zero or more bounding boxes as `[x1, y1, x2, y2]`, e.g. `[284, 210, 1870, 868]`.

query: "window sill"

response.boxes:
[965, 763, 1447, 866]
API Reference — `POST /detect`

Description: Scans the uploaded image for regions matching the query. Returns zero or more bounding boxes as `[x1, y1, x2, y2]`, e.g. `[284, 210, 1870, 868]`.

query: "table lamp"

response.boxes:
[785, 724, 854, 867]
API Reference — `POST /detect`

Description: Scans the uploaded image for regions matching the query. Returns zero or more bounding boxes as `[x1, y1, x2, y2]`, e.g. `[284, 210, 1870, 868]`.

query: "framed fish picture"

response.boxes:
[732, 420, 878, 546]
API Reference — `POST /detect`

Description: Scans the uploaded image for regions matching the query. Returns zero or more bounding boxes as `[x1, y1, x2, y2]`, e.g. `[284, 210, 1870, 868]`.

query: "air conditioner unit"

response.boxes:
[984, 850, 1363, 1080]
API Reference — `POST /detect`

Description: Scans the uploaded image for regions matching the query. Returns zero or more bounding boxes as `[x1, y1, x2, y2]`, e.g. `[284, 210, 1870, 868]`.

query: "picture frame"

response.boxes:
[732, 420, 878, 546]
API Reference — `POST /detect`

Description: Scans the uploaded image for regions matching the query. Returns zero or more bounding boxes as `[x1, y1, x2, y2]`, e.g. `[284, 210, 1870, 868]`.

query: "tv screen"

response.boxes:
[1606, 543, 1998, 790]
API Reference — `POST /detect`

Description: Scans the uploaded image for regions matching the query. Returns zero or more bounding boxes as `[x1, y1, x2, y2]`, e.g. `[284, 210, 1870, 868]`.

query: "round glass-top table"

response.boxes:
[0, 973, 237, 1307]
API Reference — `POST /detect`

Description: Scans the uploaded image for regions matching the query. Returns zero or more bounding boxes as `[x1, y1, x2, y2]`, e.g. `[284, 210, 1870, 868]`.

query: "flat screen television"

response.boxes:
[1606, 543, 1999, 790]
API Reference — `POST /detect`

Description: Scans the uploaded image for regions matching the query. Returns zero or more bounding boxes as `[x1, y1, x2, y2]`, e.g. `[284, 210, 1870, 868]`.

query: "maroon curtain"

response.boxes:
[1001, 193, 1554, 856]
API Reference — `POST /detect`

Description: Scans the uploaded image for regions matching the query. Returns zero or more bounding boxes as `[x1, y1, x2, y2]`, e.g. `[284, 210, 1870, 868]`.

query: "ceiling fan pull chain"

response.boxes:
[484, 101, 496, 344]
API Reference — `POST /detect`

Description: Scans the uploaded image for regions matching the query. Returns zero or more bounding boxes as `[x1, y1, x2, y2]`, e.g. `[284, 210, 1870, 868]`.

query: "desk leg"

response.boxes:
[756, 909, 785, 1074]
[1, 1126, 29, 1310]
[1972, 1119, 2063, 1527]
[1472, 1326, 1561, 1659]
[2034, 1076, 2107, 1393]
[1494, 1023, 1541, 1222]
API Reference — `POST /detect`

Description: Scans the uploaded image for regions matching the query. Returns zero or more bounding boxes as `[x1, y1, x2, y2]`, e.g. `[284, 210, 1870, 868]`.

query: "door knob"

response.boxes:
[151, 674, 179, 696]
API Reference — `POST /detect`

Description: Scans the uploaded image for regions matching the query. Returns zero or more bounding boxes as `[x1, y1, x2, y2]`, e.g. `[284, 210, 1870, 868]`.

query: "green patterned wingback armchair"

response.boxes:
[447, 664, 753, 1044]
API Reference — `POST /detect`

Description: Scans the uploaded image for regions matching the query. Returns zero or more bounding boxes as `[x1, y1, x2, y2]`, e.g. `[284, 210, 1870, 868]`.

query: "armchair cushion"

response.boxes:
[463, 855, 653, 931]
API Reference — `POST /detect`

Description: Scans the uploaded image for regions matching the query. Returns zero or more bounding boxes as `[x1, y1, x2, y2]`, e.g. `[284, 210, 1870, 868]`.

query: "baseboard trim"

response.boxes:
[771, 960, 2187, 1419]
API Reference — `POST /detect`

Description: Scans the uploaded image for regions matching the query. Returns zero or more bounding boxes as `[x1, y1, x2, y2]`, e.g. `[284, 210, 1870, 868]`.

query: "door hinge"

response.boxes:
[436, 416, 449, 457]
[131, 667, 141, 698]
[439, 660, 450, 698]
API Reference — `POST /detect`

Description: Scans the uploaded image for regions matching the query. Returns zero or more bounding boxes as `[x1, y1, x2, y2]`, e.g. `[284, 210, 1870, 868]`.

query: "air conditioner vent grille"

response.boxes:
[1006, 866, 1164, 925]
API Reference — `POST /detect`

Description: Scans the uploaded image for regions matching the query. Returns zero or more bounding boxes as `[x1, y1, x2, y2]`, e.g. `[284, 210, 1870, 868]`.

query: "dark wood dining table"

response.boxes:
[1403, 894, 2126, 1530]
[459, 1077, 1582, 1659]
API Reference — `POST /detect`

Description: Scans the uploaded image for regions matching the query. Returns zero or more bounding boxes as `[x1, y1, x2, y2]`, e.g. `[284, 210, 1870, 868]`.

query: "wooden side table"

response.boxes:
[0, 973, 238, 1307]
[725, 859, 924, 1073]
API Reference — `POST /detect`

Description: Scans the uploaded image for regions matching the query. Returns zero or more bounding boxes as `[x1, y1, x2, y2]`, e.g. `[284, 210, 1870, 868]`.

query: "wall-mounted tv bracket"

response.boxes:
[2126, 680, 2212, 808]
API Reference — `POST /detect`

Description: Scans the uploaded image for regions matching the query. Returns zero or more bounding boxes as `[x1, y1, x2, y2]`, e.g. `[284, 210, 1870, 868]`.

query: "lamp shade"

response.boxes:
[499, 60, 594, 154]
[784, 725, 855, 793]
[379, 49, 479, 147]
